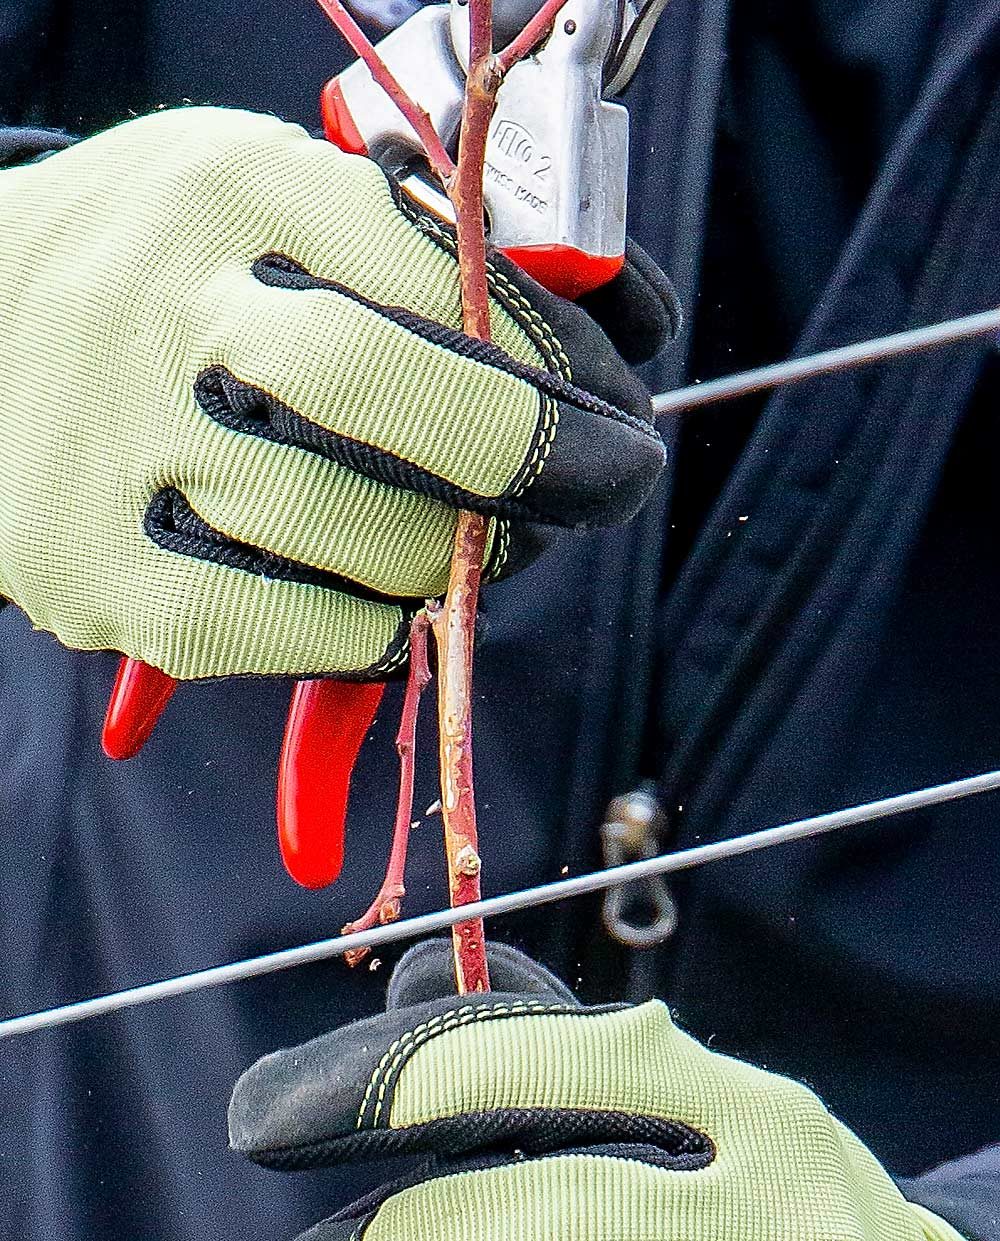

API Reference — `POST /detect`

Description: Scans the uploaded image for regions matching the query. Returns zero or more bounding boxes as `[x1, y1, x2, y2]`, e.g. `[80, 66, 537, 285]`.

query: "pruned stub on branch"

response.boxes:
[319, 0, 574, 995]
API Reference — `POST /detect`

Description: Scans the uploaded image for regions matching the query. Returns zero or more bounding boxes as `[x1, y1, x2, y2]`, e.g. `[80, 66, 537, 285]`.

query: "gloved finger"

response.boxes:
[103, 526, 412, 680]
[577, 238, 684, 365]
[174, 429, 471, 601]
[198, 258, 664, 530]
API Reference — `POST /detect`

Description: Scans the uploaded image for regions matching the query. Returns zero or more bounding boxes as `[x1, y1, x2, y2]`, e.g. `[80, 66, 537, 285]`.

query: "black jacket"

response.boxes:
[1, 2, 998, 1239]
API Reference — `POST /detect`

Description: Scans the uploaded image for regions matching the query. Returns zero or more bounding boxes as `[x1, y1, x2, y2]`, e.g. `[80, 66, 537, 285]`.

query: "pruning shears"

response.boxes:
[324, 0, 668, 295]
[101, 0, 671, 891]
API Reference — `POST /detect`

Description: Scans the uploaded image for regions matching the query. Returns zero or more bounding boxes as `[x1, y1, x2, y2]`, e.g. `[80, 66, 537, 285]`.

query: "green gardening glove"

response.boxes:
[230, 942, 964, 1241]
[0, 107, 665, 680]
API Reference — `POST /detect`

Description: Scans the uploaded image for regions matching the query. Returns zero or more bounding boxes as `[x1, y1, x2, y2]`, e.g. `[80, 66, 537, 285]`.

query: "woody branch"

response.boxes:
[320, 0, 570, 994]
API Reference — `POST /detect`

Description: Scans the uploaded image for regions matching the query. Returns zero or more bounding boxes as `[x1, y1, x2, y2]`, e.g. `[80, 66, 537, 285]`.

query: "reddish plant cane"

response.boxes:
[317, 0, 572, 993]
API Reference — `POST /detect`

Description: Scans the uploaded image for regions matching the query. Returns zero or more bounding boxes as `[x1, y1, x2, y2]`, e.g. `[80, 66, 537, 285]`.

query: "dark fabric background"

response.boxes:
[1, 2, 998, 1238]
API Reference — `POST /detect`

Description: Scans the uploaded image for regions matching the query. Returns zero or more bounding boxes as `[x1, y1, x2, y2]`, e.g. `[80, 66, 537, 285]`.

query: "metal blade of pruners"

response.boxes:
[604, 0, 674, 97]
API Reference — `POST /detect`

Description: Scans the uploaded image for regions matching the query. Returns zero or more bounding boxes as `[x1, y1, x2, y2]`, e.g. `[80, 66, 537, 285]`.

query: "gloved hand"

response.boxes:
[0, 107, 668, 680]
[230, 942, 964, 1241]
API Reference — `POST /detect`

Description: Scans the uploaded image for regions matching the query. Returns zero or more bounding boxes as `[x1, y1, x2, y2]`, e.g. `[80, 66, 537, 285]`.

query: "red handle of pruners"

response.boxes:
[276, 678, 385, 888]
[103, 657, 383, 888]
[102, 657, 179, 761]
